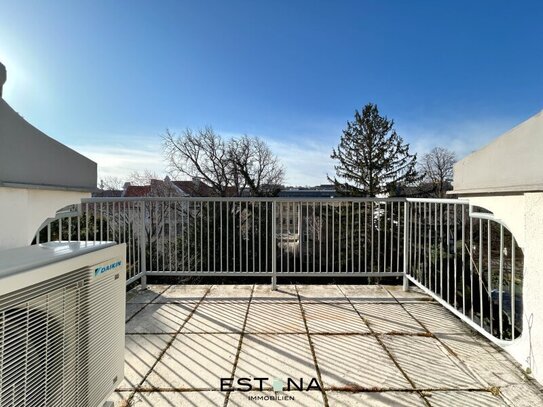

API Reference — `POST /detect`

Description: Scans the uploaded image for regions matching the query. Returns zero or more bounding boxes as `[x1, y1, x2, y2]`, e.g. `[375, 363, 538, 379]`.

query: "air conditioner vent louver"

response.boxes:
[0, 242, 125, 407]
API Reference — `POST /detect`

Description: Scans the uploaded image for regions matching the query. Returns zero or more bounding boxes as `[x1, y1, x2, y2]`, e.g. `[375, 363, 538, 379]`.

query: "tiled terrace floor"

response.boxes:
[110, 284, 543, 406]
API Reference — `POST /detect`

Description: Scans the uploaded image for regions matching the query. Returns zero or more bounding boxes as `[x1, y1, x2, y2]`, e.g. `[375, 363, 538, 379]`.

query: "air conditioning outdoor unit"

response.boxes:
[0, 241, 126, 407]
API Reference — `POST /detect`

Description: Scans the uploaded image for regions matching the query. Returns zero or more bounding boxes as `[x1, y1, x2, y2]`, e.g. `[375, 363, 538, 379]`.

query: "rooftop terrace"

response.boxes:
[107, 284, 543, 406]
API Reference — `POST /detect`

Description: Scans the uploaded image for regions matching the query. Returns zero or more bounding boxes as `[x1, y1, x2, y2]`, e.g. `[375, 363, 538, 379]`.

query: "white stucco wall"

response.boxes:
[467, 193, 543, 383]
[0, 186, 89, 250]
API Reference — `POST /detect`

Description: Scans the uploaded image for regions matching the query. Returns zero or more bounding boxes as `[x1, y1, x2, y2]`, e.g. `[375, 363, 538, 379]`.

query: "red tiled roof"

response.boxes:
[173, 180, 218, 197]
[123, 185, 152, 197]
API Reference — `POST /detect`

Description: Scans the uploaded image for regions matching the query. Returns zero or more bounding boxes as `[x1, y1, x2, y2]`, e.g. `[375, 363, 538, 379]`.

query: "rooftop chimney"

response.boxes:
[0, 62, 5, 98]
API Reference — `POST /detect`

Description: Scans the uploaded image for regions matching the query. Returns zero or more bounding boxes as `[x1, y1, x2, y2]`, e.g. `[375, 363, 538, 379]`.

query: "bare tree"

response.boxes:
[163, 128, 234, 196]
[419, 147, 456, 197]
[162, 128, 285, 197]
[229, 135, 285, 196]
[99, 176, 123, 190]
[127, 169, 160, 186]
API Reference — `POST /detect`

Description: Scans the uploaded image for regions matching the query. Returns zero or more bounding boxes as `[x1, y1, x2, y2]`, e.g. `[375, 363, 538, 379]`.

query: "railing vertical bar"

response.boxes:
[332, 201, 335, 273]
[298, 202, 302, 273]
[403, 201, 409, 290]
[434, 203, 438, 294]
[140, 201, 147, 288]
[221, 201, 224, 272]
[358, 202, 361, 273]
[132, 202, 137, 278]
[393, 200, 396, 274]
[100, 202, 103, 241]
[384, 201, 387, 273]
[469, 213, 473, 321]
[377, 202, 381, 274]
[344, 201, 348, 273]
[106, 202, 110, 241]
[313, 202, 316, 273]
[461, 206, 466, 315]
[479, 218, 483, 328]
[323, 202, 327, 272]
[453, 204, 457, 308]
[511, 238, 516, 340]
[488, 219, 493, 335]
[238, 201, 242, 273]
[68, 217, 72, 242]
[351, 201, 354, 273]
[232, 201, 235, 272]
[248, 202, 249, 272]
[169, 201, 173, 272]
[252, 202, 255, 273]
[260, 201, 262, 271]
[499, 224, 504, 340]
[77, 205, 81, 241]
[439, 202, 443, 297]
[271, 201, 277, 288]
[175, 202, 178, 272]
[371, 202, 374, 273]
[93, 203, 97, 241]
[307, 203, 310, 273]
[446, 203, 450, 303]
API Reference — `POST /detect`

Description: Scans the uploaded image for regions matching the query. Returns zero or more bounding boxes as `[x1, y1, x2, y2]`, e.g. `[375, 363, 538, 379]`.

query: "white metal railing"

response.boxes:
[33, 197, 523, 342]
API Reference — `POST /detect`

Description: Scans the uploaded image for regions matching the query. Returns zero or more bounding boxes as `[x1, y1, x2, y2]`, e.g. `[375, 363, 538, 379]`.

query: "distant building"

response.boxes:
[278, 184, 337, 198]
[108, 177, 236, 198]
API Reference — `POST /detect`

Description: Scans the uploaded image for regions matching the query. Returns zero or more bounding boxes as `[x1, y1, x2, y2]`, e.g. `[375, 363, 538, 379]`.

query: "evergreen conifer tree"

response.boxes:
[329, 103, 419, 196]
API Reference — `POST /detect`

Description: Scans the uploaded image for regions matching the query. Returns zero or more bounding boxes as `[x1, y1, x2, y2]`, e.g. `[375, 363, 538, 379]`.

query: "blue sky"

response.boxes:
[1, 0, 542, 185]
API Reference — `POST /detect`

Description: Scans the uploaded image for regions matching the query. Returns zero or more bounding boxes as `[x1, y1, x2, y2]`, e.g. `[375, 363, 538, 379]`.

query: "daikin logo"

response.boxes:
[94, 260, 122, 276]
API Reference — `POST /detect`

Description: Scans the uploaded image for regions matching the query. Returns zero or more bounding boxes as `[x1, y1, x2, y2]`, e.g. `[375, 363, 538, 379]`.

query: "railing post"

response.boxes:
[403, 200, 409, 291]
[140, 201, 147, 290]
[271, 200, 277, 290]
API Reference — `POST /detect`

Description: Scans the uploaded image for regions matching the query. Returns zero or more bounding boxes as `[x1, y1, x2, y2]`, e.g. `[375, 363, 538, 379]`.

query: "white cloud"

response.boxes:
[268, 139, 335, 186]
[74, 140, 165, 184]
[397, 116, 516, 160]
[69, 115, 517, 188]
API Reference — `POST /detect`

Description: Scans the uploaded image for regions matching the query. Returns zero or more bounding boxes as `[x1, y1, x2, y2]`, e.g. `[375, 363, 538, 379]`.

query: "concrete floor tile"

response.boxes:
[382, 285, 431, 302]
[228, 390, 325, 406]
[126, 303, 145, 322]
[153, 285, 211, 303]
[143, 333, 240, 390]
[245, 303, 306, 333]
[125, 303, 196, 334]
[402, 303, 470, 334]
[297, 285, 347, 302]
[252, 285, 299, 303]
[105, 391, 130, 406]
[499, 383, 543, 407]
[130, 390, 226, 406]
[353, 303, 426, 334]
[235, 334, 318, 390]
[339, 285, 395, 302]
[312, 335, 411, 389]
[118, 285, 543, 405]
[207, 284, 253, 301]
[436, 333, 524, 387]
[118, 334, 172, 390]
[302, 302, 370, 333]
[327, 391, 426, 406]
[127, 285, 170, 304]
[181, 301, 249, 333]
[382, 335, 482, 389]
[424, 390, 507, 406]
